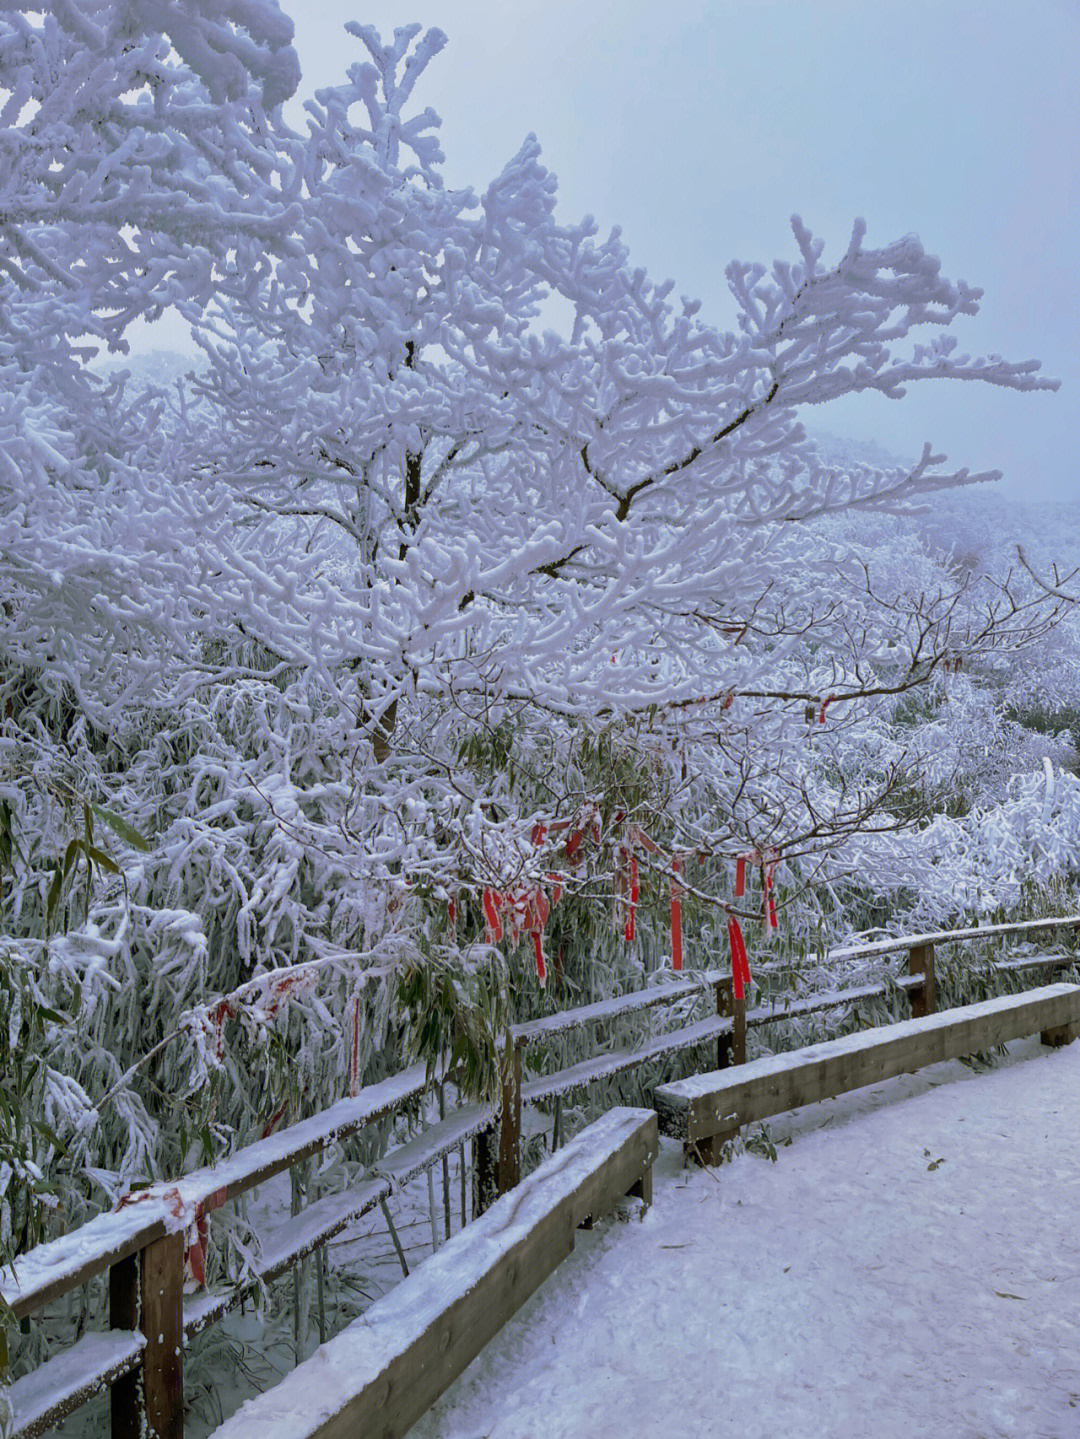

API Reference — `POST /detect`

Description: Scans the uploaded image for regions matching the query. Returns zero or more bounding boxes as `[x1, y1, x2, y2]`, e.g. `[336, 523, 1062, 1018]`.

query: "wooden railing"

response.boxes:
[4, 911, 1079, 1438]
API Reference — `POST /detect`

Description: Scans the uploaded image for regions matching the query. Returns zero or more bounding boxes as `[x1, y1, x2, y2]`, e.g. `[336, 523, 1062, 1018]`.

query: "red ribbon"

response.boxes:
[727, 913, 752, 1000]
[526, 889, 551, 985]
[670, 856, 684, 971]
[763, 853, 779, 930]
[735, 855, 748, 898]
[625, 853, 639, 943]
[482, 889, 503, 943]
[533, 932, 547, 985]
[187, 1187, 228, 1289]
[349, 994, 362, 1097]
[261, 1099, 289, 1140]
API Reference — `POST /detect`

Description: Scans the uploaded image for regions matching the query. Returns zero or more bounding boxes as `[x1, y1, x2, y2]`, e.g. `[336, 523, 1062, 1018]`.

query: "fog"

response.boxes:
[147, 0, 1080, 503]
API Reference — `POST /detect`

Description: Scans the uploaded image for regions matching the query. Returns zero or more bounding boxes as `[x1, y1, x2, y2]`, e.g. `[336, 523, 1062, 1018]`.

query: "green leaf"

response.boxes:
[61, 838, 81, 881]
[36, 1121, 66, 1152]
[90, 805, 151, 852]
[45, 863, 65, 927]
[83, 845, 120, 876]
[34, 1006, 68, 1027]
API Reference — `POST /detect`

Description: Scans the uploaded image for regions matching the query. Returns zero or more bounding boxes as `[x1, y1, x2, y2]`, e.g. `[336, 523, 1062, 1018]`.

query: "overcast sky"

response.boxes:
[176, 0, 1080, 502]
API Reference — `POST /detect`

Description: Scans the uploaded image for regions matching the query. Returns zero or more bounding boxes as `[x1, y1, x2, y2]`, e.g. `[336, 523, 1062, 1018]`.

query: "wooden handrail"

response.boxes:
[824, 913, 1080, 963]
[4, 912, 1078, 1438]
[1, 1062, 432, 1322]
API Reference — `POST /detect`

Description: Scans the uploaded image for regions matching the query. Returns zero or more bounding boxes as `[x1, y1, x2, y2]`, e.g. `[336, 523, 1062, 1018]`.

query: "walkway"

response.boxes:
[412, 1036, 1080, 1439]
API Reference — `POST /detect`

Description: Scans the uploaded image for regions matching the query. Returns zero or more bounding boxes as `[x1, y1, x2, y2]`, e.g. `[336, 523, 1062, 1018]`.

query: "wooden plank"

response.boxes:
[208, 1109, 658, 1439]
[512, 972, 725, 1046]
[184, 1177, 391, 1336]
[826, 915, 1080, 964]
[521, 1014, 733, 1104]
[7, 1330, 144, 1439]
[655, 984, 1080, 1143]
[994, 954, 1072, 974]
[376, 1103, 495, 1188]
[186, 1105, 496, 1334]
[743, 978, 916, 1033]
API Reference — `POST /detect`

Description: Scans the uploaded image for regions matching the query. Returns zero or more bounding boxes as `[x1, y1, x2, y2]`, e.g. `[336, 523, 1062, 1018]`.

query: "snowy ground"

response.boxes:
[409, 1036, 1080, 1439]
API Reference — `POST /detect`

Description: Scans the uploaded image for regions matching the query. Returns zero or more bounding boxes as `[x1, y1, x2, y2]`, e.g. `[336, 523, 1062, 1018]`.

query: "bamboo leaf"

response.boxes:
[45, 863, 65, 926]
[90, 804, 151, 852]
[83, 844, 120, 876]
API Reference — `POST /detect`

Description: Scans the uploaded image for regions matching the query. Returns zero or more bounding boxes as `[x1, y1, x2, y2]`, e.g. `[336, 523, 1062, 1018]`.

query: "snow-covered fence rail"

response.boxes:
[1, 1062, 485, 1439]
[486, 913, 1080, 1198]
[4, 913, 1079, 1437]
[208, 1108, 657, 1439]
[653, 983, 1080, 1160]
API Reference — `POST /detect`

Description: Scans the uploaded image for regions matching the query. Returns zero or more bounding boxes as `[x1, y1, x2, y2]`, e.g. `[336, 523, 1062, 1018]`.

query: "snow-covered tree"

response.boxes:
[160, 24, 1064, 915]
[0, 4, 1073, 1298]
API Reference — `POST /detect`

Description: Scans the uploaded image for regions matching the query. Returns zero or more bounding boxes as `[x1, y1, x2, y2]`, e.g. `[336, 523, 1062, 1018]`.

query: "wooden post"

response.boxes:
[690, 1125, 739, 1167]
[908, 942, 936, 1018]
[110, 1232, 185, 1439]
[693, 980, 743, 1164]
[459, 1141, 468, 1228]
[715, 977, 747, 1069]
[629, 1166, 654, 1207]
[495, 1041, 522, 1196]
[1041, 1021, 1080, 1047]
[473, 1128, 498, 1217]
[733, 990, 747, 1066]
[715, 979, 732, 1069]
[439, 1083, 452, 1241]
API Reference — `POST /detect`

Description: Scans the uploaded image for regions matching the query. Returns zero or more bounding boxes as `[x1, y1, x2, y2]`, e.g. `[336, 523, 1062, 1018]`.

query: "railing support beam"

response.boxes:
[110, 1231, 184, 1439]
[908, 942, 936, 1018]
[496, 1042, 523, 1196]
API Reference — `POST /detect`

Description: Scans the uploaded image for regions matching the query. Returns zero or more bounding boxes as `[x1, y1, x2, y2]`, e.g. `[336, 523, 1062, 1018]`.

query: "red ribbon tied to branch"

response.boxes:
[524, 888, 551, 985]
[482, 888, 503, 944]
[115, 1184, 227, 1291]
[762, 850, 779, 930]
[727, 912, 753, 1001]
[670, 855, 684, 971]
[187, 1187, 228, 1289]
[626, 853, 640, 942]
[735, 849, 780, 929]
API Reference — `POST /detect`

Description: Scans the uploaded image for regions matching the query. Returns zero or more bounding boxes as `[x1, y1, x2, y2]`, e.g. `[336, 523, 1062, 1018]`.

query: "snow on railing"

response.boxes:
[5, 911, 1079, 1438]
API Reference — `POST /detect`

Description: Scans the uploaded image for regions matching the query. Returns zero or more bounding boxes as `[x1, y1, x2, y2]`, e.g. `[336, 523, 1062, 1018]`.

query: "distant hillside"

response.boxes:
[802, 425, 917, 473]
[93, 347, 203, 390]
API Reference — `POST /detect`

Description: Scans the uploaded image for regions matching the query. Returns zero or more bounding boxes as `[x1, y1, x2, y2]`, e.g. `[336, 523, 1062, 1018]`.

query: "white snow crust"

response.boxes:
[413, 1037, 1080, 1439]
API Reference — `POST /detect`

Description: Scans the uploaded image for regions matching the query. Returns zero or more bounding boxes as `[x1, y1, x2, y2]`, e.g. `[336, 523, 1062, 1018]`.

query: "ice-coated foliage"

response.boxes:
[0, 10, 1077, 1405]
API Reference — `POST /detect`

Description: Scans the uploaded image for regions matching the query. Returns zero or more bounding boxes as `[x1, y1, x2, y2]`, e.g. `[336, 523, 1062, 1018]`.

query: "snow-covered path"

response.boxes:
[412, 1036, 1080, 1439]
